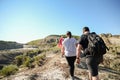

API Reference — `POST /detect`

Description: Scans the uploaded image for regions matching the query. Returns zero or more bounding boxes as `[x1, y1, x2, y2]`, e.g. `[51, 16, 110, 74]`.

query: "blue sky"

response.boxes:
[0, 0, 120, 43]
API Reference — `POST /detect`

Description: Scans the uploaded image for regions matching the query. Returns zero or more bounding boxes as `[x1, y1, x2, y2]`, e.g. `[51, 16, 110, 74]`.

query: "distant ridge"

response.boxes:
[0, 41, 23, 50]
[1, 34, 119, 50]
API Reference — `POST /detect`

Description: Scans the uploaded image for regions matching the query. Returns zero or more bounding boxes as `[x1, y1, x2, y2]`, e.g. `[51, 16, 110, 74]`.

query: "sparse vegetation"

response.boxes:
[102, 52, 120, 72]
[14, 49, 46, 69]
[0, 65, 18, 76]
[34, 53, 46, 66]
[24, 49, 41, 57]
[108, 74, 120, 80]
[15, 55, 23, 66]
[23, 56, 32, 68]
[0, 34, 120, 79]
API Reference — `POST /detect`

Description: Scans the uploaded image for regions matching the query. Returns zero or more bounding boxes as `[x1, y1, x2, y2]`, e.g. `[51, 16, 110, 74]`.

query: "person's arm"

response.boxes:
[76, 44, 82, 64]
[76, 43, 78, 47]
[61, 45, 65, 57]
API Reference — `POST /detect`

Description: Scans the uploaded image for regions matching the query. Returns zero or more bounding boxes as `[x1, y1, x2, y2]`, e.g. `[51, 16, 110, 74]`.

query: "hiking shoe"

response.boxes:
[71, 76, 74, 80]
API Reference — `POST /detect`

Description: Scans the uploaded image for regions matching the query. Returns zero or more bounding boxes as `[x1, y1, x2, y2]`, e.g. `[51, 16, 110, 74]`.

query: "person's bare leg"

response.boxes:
[92, 75, 99, 80]
[88, 71, 92, 80]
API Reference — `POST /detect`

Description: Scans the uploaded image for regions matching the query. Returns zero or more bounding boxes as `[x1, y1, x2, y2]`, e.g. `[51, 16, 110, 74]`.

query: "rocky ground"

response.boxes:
[1, 50, 120, 80]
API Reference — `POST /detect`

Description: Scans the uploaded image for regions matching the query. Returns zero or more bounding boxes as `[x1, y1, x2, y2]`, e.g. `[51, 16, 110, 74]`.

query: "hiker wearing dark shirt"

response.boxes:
[76, 27, 99, 80]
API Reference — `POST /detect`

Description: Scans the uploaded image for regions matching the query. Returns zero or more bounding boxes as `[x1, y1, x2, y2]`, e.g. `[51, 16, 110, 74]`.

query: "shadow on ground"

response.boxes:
[99, 66, 120, 75]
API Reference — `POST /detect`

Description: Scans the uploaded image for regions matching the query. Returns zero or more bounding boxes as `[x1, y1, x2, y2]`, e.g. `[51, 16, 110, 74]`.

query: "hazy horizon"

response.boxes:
[0, 33, 120, 44]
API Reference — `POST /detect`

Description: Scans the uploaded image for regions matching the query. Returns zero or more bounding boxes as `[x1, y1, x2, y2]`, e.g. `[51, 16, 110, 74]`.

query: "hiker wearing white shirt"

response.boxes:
[61, 31, 77, 80]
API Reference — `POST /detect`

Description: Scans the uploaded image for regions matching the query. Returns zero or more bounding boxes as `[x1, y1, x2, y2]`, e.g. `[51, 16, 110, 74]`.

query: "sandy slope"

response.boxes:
[108, 37, 120, 45]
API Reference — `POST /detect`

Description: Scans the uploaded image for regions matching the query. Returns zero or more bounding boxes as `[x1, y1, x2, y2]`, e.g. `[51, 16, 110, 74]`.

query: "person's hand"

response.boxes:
[61, 54, 64, 58]
[76, 58, 80, 64]
[61, 51, 65, 58]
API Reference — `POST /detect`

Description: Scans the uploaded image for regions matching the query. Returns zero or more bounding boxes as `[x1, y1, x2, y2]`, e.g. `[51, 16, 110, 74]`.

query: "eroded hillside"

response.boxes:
[0, 34, 120, 80]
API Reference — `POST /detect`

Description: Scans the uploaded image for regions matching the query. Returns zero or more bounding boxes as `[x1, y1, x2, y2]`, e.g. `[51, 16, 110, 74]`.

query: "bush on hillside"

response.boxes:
[14, 49, 41, 67]
[24, 49, 41, 57]
[15, 49, 46, 68]
[34, 53, 46, 66]
[0, 65, 18, 76]
[15, 55, 23, 66]
[23, 56, 33, 68]
[50, 47, 60, 53]
[15, 55, 32, 68]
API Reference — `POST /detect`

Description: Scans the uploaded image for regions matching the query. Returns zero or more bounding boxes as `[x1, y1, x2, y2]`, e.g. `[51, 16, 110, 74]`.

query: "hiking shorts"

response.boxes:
[86, 55, 99, 76]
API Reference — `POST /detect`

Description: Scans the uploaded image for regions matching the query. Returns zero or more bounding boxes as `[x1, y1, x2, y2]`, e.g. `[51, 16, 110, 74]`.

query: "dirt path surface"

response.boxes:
[2, 52, 120, 80]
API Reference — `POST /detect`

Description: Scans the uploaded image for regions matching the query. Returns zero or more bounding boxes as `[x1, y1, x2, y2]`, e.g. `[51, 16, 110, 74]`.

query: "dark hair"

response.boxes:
[66, 31, 72, 38]
[83, 27, 90, 32]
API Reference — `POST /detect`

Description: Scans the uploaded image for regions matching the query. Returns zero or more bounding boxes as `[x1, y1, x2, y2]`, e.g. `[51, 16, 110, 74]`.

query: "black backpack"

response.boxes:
[86, 32, 109, 57]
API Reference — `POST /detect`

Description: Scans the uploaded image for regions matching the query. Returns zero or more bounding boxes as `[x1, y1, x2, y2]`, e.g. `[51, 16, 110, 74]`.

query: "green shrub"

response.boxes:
[34, 53, 46, 66]
[24, 49, 41, 57]
[0, 65, 18, 76]
[15, 55, 32, 67]
[51, 47, 60, 53]
[15, 55, 23, 66]
[23, 56, 32, 68]
[14, 49, 46, 68]
[73, 35, 80, 40]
